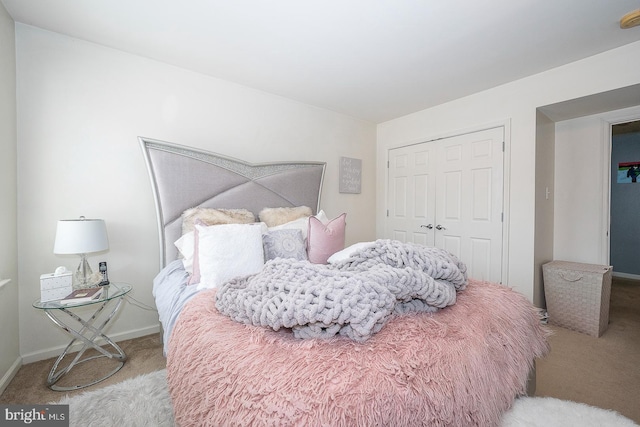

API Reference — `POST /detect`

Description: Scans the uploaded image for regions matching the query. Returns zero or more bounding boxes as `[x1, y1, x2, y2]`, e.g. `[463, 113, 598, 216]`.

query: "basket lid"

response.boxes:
[544, 261, 612, 274]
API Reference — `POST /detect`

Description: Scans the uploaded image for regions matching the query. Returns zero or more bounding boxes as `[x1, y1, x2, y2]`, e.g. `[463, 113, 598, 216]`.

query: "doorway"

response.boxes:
[610, 120, 640, 279]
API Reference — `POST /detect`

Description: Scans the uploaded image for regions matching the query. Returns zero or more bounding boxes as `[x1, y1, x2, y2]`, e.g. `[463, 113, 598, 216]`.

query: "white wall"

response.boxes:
[554, 105, 640, 265]
[377, 40, 640, 301]
[16, 24, 377, 361]
[0, 2, 20, 392]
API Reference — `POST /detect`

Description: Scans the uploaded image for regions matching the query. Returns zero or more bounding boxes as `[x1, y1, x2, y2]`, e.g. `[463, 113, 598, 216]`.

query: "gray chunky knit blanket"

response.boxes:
[215, 239, 468, 341]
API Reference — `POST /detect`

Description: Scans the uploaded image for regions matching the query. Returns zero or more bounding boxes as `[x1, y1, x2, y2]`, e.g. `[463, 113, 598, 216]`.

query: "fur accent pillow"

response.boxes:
[258, 206, 312, 227]
[181, 208, 255, 235]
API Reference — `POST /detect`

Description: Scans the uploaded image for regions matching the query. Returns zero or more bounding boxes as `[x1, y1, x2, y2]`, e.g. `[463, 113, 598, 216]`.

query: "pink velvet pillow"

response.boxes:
[307, 213, 346, 264]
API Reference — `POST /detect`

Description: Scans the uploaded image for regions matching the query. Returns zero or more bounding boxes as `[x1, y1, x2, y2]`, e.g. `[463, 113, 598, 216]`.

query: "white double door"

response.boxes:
[386, 127, 504, 283]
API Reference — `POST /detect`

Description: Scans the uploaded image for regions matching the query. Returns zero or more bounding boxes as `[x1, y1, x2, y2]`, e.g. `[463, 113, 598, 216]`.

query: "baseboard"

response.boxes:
[612, 271, 640, 281]
[0, 356, 22, 396]
[20, 324, 160, 365]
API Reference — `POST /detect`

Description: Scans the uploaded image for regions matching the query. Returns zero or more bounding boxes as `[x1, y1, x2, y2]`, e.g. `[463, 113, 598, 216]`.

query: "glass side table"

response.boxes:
[33, 282, 132, 391]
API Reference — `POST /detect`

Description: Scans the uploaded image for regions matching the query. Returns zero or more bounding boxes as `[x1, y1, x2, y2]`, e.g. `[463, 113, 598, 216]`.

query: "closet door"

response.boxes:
[434, 127, 504, 283]
[387, 143, 437, 246]
[386, 127, 504, 283]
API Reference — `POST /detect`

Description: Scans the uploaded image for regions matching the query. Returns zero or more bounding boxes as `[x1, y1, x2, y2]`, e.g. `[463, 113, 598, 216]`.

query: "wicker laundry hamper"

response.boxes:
[542, 261, 612, 337]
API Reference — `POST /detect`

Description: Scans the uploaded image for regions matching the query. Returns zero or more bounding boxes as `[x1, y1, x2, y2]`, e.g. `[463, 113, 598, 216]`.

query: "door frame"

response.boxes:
[601, 111, 640, 277]
[384, 120, 511, 284]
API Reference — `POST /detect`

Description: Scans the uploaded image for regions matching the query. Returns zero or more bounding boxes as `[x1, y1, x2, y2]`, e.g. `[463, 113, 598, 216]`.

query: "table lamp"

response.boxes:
[54, 216, 109, 287]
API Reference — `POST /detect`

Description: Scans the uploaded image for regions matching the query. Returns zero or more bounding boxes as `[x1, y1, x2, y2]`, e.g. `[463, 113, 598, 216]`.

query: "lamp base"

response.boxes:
[74, 255, 94, 289]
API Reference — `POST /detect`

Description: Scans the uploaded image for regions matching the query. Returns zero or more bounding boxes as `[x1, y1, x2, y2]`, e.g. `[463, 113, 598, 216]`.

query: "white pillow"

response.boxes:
[327, 241, 375, 264]
[195, 223, 265, 290]
[174, 231, 195, 273]
[267, 210, 329, 243]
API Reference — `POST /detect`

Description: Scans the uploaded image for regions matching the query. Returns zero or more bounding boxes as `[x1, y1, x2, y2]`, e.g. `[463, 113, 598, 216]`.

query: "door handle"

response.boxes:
[435, 224, 446, 230]
[420, 224, 433, 229]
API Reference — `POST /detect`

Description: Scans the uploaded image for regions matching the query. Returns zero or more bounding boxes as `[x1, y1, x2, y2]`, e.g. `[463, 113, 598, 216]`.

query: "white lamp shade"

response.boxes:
[54, 218, 109, 255]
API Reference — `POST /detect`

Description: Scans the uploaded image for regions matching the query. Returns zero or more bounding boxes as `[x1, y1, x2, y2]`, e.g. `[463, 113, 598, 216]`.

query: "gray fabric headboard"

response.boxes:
[139, 137, 326, 268]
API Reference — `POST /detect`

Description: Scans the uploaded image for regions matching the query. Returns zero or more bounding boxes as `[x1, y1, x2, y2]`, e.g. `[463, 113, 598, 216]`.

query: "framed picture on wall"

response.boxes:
[339, 157, 362, 194]
[617, 161, 640, 183]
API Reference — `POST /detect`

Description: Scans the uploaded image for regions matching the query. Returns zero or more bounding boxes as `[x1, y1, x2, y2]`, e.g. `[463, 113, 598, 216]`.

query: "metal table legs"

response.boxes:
[43, 297, 127, 391]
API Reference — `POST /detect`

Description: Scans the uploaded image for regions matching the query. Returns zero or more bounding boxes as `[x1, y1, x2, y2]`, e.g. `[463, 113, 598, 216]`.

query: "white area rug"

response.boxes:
[500, 396, 638, 427]
[56, 369, 638, 427]
[55, 370, 173, 427]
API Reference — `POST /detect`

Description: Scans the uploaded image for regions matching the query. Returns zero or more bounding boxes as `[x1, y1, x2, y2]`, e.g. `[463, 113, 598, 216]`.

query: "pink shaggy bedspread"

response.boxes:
[167, 279, 549, 427]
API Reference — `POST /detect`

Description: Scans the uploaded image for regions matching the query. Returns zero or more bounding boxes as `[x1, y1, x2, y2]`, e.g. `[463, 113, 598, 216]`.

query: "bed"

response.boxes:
[140, 137, 549, 426]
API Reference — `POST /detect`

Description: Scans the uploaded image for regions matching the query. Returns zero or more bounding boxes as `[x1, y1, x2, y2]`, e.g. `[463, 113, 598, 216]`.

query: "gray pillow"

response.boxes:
[263, 229, 307, 261]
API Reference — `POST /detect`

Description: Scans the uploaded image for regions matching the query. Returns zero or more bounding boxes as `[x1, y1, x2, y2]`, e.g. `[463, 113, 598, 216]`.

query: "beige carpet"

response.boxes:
[535, 277, 640, 423]
[1, 278, 638, 424]
[0, 333, 166, 404]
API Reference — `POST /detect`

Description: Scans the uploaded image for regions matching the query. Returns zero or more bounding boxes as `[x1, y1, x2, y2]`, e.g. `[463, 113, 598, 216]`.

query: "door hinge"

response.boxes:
[502, 141, 505, 152]
[387, 160, 389, 168]
[501, 212, 504, 222]
[386, 209, 389, 217]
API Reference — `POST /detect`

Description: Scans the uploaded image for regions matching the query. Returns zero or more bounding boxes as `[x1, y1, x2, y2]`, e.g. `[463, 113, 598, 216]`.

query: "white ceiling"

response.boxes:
[2, 0, 640, 123]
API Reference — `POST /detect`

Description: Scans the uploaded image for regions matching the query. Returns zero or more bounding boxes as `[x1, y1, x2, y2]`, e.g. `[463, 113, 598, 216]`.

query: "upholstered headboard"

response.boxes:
[139, 137, 326, 268]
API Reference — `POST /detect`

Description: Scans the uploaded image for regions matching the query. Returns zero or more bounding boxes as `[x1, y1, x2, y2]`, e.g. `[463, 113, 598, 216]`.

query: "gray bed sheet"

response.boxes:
[152, 259, 202, 355]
